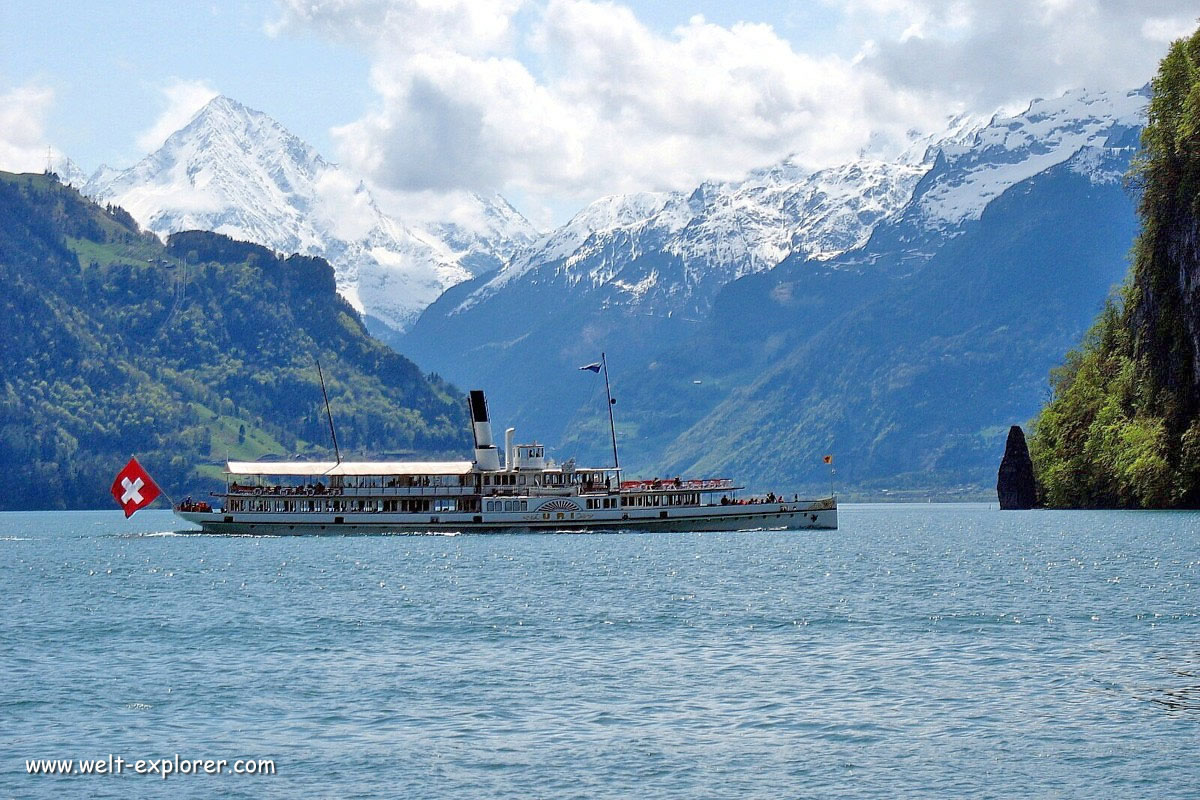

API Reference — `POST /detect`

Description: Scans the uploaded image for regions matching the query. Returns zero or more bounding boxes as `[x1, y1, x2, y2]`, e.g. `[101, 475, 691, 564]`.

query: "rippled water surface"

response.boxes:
[3, 505, 1199, 798]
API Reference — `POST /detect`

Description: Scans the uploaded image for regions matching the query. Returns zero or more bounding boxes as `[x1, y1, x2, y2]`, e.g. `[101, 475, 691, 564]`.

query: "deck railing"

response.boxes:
[620, 478, 734, 492]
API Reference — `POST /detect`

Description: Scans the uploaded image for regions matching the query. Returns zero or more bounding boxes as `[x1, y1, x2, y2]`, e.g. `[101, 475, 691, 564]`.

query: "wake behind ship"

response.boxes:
[174, 390, 837, 534]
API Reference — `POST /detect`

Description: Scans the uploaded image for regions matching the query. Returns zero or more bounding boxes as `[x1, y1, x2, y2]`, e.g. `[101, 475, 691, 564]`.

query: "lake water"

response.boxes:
[2, 504, 1198, 798]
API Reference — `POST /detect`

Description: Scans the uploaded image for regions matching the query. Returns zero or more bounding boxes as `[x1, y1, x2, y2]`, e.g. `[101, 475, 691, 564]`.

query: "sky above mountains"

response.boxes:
[1, 0, 1195, 226]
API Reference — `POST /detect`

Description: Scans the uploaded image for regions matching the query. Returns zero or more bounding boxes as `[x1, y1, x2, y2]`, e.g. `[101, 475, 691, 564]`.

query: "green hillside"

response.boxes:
[0, 171, 469, 510]
[1030, 27, 1200, 507]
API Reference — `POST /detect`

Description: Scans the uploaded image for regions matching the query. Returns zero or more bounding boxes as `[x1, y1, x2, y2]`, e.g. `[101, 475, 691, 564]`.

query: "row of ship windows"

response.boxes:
[621, 493, 701, 507]
[484, 500, 530, 512]
[228, 493, 701, 514]
[227, 498, 468, 513]
[483, 473, 608, 487]
[334, 475, 466, 488]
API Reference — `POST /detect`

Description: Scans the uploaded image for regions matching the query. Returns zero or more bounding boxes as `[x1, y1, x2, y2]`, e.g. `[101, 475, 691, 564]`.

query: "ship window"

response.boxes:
[520, 501, 528, 511]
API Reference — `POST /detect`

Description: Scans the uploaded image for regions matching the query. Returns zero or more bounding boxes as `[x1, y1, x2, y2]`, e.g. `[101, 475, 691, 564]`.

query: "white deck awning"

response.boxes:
[226, 460, 475, 477]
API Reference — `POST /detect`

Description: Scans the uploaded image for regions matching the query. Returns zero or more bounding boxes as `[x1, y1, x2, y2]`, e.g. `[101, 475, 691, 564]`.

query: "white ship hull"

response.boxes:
[175, 498, 837, 535]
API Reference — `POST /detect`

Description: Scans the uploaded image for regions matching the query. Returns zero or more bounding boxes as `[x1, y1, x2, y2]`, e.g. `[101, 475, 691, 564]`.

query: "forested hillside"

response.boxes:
[1031, 27, 1200, 507]
[0, 172, 468, 510]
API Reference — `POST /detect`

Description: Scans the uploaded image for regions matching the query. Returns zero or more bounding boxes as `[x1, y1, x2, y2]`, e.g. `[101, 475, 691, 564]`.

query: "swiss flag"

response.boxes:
[110, 457, 162, 518]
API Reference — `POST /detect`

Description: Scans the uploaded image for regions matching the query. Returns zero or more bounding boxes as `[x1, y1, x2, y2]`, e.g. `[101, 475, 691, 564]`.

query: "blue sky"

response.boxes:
[2, 1, 370, 168]
[2, 1, 1196, 226]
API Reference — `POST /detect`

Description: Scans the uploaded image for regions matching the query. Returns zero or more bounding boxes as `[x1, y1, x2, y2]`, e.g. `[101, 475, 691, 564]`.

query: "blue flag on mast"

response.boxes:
[579, 362, 602, 373]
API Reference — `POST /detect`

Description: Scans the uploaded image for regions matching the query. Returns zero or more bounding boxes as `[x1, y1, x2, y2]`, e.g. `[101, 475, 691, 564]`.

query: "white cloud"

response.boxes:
[295, 0, 943, 214]
[835, 1, 1199, 107]
[276, 0, 1198, 221]
[136, 79, 220, 152]
[269, 0, 524, 55]
[0, 84, 58, 173]
[313, 167, 379, 241]
[1142, 15, 1198, 43]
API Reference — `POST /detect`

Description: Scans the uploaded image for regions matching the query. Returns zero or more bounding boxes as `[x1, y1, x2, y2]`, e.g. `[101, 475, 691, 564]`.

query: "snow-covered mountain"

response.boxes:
[454, 154, 929, 319]
[427, 88, 1148, 335]
[399, 85, 1150, 476]
[50, 155, 90, 189]
[904, 87, 1147, 234]
[84, 96, 536, 332]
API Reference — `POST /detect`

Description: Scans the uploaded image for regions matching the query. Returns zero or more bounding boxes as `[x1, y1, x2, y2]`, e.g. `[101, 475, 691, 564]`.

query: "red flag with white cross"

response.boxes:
[110, 457, 161, 518]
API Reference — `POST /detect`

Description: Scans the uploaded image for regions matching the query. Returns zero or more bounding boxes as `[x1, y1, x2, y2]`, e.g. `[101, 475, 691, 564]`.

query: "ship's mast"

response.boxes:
[602, 352, 619, 471]
[316, 359, 342, 464]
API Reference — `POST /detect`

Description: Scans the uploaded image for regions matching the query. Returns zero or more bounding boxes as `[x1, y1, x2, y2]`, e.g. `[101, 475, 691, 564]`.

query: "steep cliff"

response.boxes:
[1031, 27, 1200, 507]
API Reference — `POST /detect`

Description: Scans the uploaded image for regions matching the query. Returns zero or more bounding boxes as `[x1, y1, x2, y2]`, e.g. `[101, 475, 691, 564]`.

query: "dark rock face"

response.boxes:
[997, 425, 1037, 509]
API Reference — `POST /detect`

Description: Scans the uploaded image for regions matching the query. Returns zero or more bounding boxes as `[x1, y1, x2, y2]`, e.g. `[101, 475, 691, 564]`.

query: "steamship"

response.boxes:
[174, 390, 837, 535]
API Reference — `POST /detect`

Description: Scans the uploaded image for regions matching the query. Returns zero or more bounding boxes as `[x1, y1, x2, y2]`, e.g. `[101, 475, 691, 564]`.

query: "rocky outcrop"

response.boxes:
[997, 425, 1037, 509]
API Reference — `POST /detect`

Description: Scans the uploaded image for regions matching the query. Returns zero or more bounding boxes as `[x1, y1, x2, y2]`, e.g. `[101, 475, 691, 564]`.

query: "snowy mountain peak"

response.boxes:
[51, 155, 90, 189]
[83, 96, 534, 332]
[912, 86, 1148, 230]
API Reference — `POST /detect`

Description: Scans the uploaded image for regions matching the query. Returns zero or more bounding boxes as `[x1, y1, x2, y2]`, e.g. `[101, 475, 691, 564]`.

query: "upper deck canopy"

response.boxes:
[226, 460, 474, 477]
